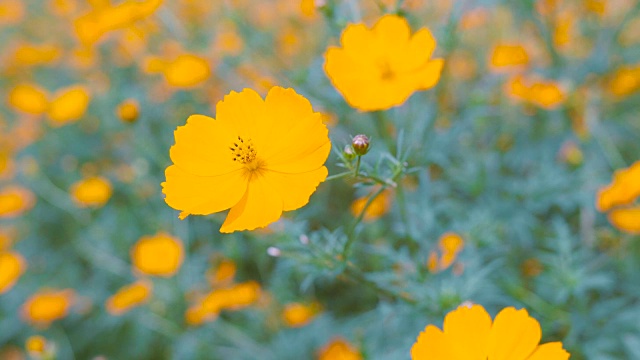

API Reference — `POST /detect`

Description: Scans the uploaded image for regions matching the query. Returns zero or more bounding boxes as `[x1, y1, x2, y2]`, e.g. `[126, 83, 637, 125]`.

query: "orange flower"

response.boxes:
[282, 302, 321, 328]
[7, 84, 49, 115]
[318, 338, 363, 360]
[608, 207, 640, 234]
[106, 281, 152, 315]
[209, 258, 237, 285]
[428, 232, 465, 273]
[607, 64, 640, 98]
[411, 304, 570, 359]
[117, 99, 140, 123]
[74, 0, 162, 46]
[0, 0, 24, 26]
[505, 75, 566, 109]
[324, 14, 444, 111]
[596, 161, 640, 212]
[0, 185, 36, 218]
[350, 189, 392, 222]
[70, 176, 112, 208]
[21, 289, 75, 327]
[162, 87, 331, 233]
[187, 281, 262, 325]
[131, 232, 184, 277]
[47, 85, 91, 127]
[145, 54, 211, 88]
[489, 44, 529, 70]
[25, 335, 48, 356]
[0, 251, 26, 294]
[11, 43, 61, 67]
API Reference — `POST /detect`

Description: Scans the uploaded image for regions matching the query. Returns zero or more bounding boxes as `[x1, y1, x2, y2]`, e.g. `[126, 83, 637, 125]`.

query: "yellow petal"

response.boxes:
[169, 114, 242, 177]
[392, 27, 437, 73]
[443, 304, 492, 360]
[526, 342, 570, 360]
[220, 173, 283, 233]
[215, 88, 266, 140]
[162, 165, 248, 216]
[413, 59, 445, 90]
[487, 307, 542, 360]
[411, 325, 455, 359]
[608, 207, 640, 234]
[265, 167, 327, 211]
[340, 23, 380, 61]
[372, 14, 411, 54]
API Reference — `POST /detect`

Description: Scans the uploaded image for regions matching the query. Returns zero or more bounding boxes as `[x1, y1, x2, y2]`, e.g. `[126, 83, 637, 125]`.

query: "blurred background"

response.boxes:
[1, 0, 640, 359]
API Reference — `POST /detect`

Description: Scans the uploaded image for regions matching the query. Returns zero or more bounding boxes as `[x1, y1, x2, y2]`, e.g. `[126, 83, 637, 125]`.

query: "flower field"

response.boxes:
[1, 0, 640, 359]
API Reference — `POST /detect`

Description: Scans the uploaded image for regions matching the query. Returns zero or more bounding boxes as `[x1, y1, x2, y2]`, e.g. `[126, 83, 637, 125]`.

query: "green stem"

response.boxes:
[325, 171, 352, 182]
[342, 186, 388, 258]
[354, 156, 362, 177]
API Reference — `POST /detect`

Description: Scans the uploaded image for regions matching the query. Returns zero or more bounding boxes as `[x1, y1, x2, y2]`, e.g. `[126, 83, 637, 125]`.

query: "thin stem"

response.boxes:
[325, 171, 353, 182]
[354, 156, 362, 177]
[342, 186, 388, 258]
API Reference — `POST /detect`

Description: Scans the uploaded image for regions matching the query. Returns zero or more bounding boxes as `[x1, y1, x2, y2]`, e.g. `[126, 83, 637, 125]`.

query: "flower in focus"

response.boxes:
[282, 302, 321, 328]
[106, 280, 152, 315]
[318, 338, 363, 360]
[145, 54, 211, 88]
[162, 87, 331, 233]
[131, 232, 184, 277]
[70, 176, 112, 208]
[7, 84, 49, 115]
[350, 189, 392, 222]
[597, 161, 640, 234]
[21, 289, 75, 328]
[0, 185, 36, 218]
[47, 85, 90, 127]
[324, 14, 444, 111]
[0, 251, 26, 294]
[428, 232, 465, 273]
[411, 304, 570, 360]
[117, 99, 140, 123]
[607, 64, 640, 98]
[489, 44, 529, 70]
[506, 75, 566, 109]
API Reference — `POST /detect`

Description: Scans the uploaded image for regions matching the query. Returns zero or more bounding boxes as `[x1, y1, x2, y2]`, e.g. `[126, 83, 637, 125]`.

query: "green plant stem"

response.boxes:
[344, 263, 417, 304]
[342, 186, 388, 258]
[325, 171, 353, 181]
[354, 156, 362, 177]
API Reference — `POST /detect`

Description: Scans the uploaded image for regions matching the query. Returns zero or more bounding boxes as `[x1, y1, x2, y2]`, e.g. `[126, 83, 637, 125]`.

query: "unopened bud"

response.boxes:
[343, 144, 356, 161]
[351, 134, 370, 156]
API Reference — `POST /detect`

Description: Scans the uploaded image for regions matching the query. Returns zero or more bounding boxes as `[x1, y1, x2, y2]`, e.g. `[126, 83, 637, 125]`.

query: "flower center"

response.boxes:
[230, 136, 257, 164]
[379, 62, 395, 81]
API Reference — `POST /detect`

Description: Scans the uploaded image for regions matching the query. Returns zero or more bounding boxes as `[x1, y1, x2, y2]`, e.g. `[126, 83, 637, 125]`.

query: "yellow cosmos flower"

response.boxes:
[0, 0, 24, 26]
[74, 0, 162, 45]
[70, 176, 112, 208]
[597, 161, 640, 234]
[209, 258, 237, 285]
[350, 189, 392, 222]
[131, 232, 184, 277]
[428, 232, 465, 273]
[506, 75, 566, 109]
[106, 281, 152, 315]
[187, 281, 262, 325]
[21, 289, 75, 328]
[12, 43, 61, 67]
[411, 304, 570, 360]
[145, 54, 211, 88]
[0, 251, 26, 294]
[318, 338, 363, 360]
[117, 99, 140, 123]
[162, 87, 331, 233]
[48, 86, 91, 127]
[25, 335, 47, 356]
[324, 14, 444, 111]
[489, 44, 529, 70]
[607, 64, 640, 98]
[7, 84, 49, 115]
[282, 302, 321, 328]
[0, 185, 36, 218]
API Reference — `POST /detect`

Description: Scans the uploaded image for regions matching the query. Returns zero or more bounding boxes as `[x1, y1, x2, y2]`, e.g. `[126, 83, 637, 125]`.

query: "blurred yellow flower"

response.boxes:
[7, 84, 49, 115]
[12, 43, 61, 67]
[145, 54, 211, 88]
[506, 75, 566, 109]
[0, 0, 24, 26]
[214, 26, 244, 56]
[187, 281, 262, 325]
[411, 304, 570, 360]
[318, 338, 362, 360]
[21, 289, 75, 328]
[74, 0, 162, 45]
[47, 85, 91, 127]
[608, 207, 640, 234]
[209, 258, 237, 285]
[0, 251, 26, 294]
[131, 232, 184, 277]
[596, 161, 640, 212]
[324, 14, 444, 111]
[350, 189, 392, 222]
[586, 0, 606, 15]
[0, 228, 14, 250]
[162, 87, 331, 233]
[282, 302, 321, 328]
[106, 281, 152, 315]
[70, 176, 112, 208]
[117, 99, 140, 123]
[0, 185, 36, 218]
[553, 13, 574, 49]
[489, 44, 529, 70]
[428, 232, 465, 273]
[25, 335, 47, 356]
[607, 64, 640, 98]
